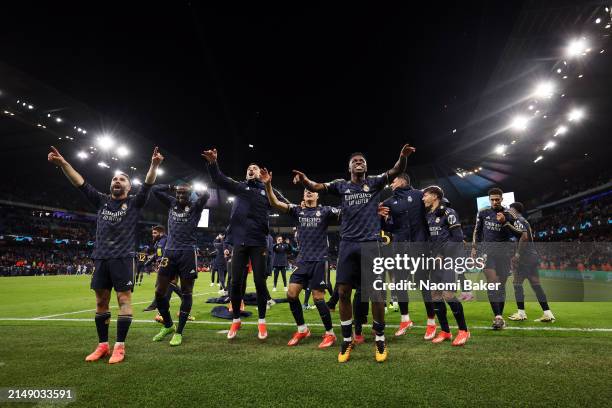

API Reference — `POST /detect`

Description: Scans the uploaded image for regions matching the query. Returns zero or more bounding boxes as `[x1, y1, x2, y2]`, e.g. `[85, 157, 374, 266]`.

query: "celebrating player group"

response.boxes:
[47, 142, 554, 364]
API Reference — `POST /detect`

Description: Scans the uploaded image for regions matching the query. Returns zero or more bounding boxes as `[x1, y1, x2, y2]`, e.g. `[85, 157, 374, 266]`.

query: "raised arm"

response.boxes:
[292, 170, 327, 192]
[387, 144, 415, 180]
[260, 168, 290, 213]
[151, 184, 175, 208]
[48, 146, 85, 187]
[144, 147, 164, 185]
[201, 148, 242, 194]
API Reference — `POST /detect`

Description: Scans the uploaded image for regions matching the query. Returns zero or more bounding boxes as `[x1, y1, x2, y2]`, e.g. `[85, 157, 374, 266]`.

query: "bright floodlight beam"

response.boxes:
[132, 178, 142, 186]
[568, 109, 584, 122]
[193, 182, 207, 192]
[495, 144, 507, 155]
[116, 145, 130, 157]
[96, 135, 115, 151]
[156, 168, 164, 176]
[77, 151, 88, 159]
[510, 116, 529, 131]
[533, 81, 555, 98]
[97, 161, 109, 168]
[543, 141, 556, 150]
[554, 125, 568, 136]
[566, 38, 588, 57]
[534, 156, 543, 163]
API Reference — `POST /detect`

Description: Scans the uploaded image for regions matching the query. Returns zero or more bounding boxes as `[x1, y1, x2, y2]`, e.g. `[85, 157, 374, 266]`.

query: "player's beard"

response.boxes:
[111, 185, 125, 198]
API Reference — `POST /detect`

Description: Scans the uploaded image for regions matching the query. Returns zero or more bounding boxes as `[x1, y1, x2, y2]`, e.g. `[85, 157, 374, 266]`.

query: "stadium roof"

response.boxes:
[1, 1, 610, 218]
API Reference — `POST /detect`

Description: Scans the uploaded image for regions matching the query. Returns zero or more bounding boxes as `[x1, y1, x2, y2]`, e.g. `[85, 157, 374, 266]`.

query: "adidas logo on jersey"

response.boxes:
[127, 281, 133, 285]
[320, 281, 326, 285]
[344, 189, 351, 194]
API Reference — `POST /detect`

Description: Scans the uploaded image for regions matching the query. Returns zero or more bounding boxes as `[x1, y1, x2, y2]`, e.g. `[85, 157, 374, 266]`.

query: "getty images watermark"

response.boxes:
[370, 253, 499, 292]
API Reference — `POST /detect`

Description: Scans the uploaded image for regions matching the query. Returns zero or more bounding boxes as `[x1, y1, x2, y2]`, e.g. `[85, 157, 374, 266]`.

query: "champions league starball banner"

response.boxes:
[359, 242, 612, 303]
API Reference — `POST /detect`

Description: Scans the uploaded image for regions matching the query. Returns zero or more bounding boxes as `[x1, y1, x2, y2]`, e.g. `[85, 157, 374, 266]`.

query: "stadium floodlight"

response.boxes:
[510, 116, 529, 131]
[96, 135, 115, 150]
[27, 104, 34, 109]
[114, 169, 125, 176]
[566, 37, 588, 57]
[533, 81, 555, 99]
[116, 145, 130, 157]
[554, 125, 568, 136]
[156, 168, 164, 176]
[97, 161, 110, 168]
[77, 151, 88, 159]
[543, 141, 556, 150]
[568, 108, 584, 122]
[132, 178, 142, 186]
[595, 18, 601, 24]
[534, 156, 543, 163]
[248, 144, 254, 148]
[55, 117, 62, 123]
[494, 144, 507, 155]
[193, 182, 207, 192]
[227, 196, 235, 203]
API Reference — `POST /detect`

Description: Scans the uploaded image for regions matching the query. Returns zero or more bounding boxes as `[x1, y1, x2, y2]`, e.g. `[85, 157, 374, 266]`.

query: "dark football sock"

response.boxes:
[531, 283, 550, 311]
[289, 298, 305, 326]
[176, 293, 193, 334]
[372, 320, 385, 337]
[434, 301, 449, 332]
[341, 320, 353, 340]
[156, 294, 173, 328]
[424, 301, 435, 319]
[95, 312, 110, 343]
[447, 298, 468, 331]
[514, 283, 525, 310]
[399, 301, 408, 315]
[314, 299, 332, 331]
[116, 314, 132, 342]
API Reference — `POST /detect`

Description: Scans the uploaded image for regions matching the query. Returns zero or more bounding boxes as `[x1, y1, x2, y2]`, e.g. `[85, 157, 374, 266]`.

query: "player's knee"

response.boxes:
[286, 292, 299, 302]
[431, 290, 443, 301]
[312, 290, 325, 302]
[338, 286, 351, 302]
[441, 291, 455, 302]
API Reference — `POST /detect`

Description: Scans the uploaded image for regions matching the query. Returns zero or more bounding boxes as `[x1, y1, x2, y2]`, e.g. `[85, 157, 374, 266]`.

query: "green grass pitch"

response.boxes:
[0, 273, 611, 407]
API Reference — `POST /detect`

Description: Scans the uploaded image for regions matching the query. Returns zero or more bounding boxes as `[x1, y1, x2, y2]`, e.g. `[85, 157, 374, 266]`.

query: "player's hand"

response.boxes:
[496, 212, 506, 224]
[300, 200, 306, 208]
[400, 144, 416, 157]
[151, 147, 164, 166]
[224, 249, 230, 257]
[260, 168, 272, 184]
[201, 148, 218, 163]
[48, 146, 67, 166]
[292, 170, 308, 185]
[378, 203, 390, 219]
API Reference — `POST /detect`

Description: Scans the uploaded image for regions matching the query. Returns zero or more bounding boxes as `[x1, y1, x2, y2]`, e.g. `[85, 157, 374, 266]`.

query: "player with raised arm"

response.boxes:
[150, 183, 210, 346]
[507, 202, 556, 323]
[293, 144, 414, 363]
[471, 187, 524, 330]
[201, 148, 288, 340]
[48, 145, 163, 364]
[422, 186, 470, 346]
[261, 168, 339, 348]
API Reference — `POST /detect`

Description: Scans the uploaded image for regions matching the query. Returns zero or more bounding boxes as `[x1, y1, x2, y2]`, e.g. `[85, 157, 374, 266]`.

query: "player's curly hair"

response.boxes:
[510, 202, 525, 214]
[423, 185, 444, 199]
[488, 187, 503, 196]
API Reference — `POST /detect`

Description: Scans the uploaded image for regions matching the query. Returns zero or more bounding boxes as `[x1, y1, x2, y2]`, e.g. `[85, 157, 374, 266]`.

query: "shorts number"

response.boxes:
[381, 231, 391, 245]
[159, 257, 169, 268]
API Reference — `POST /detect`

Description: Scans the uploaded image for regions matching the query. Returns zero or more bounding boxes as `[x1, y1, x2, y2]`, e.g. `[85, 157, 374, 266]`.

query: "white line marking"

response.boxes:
[1, 317, 611, 332]
[33, 288, 236, 319]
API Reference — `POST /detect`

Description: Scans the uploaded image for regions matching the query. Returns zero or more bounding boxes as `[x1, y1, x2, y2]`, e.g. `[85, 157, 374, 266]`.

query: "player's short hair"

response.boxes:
[510, 202, 524, 214]
[176, 183, 191, 190]
[276, 235, 283, 239]
[248, 163, 260, 169]
[114, 172, 131, 184]
[349, 152, 366, 162]
[423, 185, 444, 200]
[395, 173, 410, 185]
[152, 225, 165, 233]
[488, 187, 503, 197]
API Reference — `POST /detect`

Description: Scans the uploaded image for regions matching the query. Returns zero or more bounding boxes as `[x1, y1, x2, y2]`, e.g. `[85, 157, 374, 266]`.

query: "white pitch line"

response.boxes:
[1, 317, 612, 332]
[32, 288, 240, 320]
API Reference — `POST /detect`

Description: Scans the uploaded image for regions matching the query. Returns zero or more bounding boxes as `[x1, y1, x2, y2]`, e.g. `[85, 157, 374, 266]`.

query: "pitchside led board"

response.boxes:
[197, 209, 210, 228]
[475, 191, 515, 211]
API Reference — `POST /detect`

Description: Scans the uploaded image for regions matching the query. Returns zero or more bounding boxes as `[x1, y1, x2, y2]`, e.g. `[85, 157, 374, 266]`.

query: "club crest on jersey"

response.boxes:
[363, 184, 370, 192]
[435, 217, 440, 223]
[316, 211, 321, 217]
[407, 196, 413, 202]
[121, 203, 128, 211]
[185, 206, 190, 212]
[260, 190, 266, 196]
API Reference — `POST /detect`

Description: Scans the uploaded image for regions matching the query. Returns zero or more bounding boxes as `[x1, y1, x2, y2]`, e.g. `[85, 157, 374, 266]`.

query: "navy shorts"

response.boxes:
[290, 261, 328, 290]
[212, 261, 227, 273]
[484, 253, 511, 279]
[158, 249, 198, 280]
[430, 264, 456, 285]
[516, 257, 539, 278]
[92, 258, 135, 292]
[336, 240, 381, 287]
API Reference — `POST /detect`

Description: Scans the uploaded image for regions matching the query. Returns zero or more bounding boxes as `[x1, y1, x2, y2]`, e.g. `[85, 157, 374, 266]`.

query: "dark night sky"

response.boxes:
[1, 1, 610, 215]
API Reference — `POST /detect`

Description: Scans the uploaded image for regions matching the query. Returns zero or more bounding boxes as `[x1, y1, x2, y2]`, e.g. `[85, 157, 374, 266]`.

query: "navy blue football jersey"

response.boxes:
[152, 185, 210, 250]
[324, 173, 388, 242]
[288, 204, 339, 262]
[426, 207, 463, 256]
[473, 207, 523, 243]
[79, 182, 152, 259]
